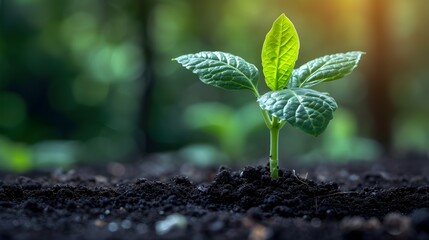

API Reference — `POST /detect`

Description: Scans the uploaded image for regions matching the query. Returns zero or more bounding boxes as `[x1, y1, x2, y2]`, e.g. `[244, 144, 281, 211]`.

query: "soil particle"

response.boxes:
[0, 164, 429, 239]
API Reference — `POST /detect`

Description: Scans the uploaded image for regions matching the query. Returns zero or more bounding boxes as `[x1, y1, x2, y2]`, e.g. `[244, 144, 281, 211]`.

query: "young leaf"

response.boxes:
[173, 51, 259, 93]
[261, 13, 300, 91]
[258, 88, 337, 136]
[287, 51, 364, 88]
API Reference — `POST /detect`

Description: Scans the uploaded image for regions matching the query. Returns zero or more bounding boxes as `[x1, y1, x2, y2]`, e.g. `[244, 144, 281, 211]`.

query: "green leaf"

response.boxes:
[287, 51, 364, 88]
[258, 88, 337, 136]
[261, 13, 300, 91]
[173, 51, 259, 93]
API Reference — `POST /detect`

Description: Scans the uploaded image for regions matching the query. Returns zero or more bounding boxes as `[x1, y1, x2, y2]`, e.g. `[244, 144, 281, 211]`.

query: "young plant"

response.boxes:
[173, 13, 364, 179]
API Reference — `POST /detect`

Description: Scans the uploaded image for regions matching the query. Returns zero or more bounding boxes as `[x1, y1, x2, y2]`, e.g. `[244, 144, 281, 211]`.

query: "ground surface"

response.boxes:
[1, 153, 429, 240]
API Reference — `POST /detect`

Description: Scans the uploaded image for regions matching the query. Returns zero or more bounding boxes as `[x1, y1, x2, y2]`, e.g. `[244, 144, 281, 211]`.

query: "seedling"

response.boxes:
[174, 13, 364, 179]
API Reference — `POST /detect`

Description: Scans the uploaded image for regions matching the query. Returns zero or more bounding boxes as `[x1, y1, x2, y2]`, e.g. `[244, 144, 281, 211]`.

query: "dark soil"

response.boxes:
[1, 155, 429, 240]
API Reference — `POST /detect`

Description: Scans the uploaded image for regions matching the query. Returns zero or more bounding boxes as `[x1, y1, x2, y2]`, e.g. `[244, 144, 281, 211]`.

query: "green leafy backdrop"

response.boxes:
[0, 0, 428, 171]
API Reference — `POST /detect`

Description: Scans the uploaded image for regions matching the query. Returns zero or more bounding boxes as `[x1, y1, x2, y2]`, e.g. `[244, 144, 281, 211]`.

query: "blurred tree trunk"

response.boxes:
[136, 0, 156, 155]
[366, 0, 394, 153]
[135, 0, 221, 156]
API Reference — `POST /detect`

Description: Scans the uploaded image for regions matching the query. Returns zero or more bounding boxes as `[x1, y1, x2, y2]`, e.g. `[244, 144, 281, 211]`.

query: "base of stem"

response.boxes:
[269, 119, 280, 180]
[270, 158, 279, 179]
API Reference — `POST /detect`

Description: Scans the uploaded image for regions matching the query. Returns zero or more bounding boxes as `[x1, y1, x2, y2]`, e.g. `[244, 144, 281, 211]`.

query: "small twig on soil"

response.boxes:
[292, 169, 309, 186]
[314, 191, 357, 212]
[303, 172, 308, 180]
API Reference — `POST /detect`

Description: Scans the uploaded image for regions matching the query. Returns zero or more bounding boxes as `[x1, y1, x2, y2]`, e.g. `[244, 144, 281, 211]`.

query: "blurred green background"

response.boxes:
[0, 0, 428, 172]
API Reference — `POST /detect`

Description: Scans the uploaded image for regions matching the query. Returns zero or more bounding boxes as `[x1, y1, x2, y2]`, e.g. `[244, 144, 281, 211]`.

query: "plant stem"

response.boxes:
[254, 89, 281, 179]
[269, 117, 280, 179]
[260, 109, 272, 128]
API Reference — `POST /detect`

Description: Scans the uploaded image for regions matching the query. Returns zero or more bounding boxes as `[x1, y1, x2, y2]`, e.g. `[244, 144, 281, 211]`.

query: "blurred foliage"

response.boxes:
[0, 0, 428, 171]
[183, 102, 263, 163]
[302, 109, 382, 163]
[0, 0, 142, 171]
